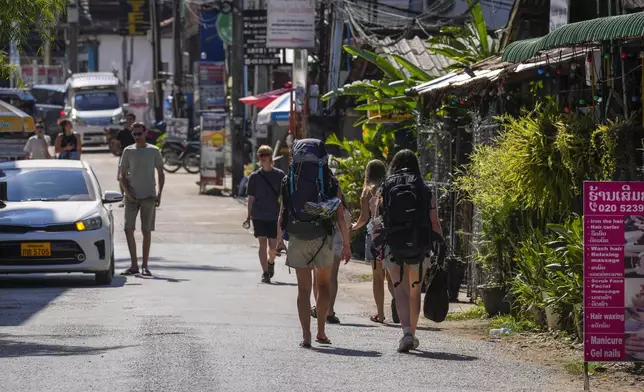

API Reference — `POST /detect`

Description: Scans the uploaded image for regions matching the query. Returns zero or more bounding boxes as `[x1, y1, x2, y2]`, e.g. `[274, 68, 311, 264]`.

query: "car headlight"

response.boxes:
[75, 216, 102, 231]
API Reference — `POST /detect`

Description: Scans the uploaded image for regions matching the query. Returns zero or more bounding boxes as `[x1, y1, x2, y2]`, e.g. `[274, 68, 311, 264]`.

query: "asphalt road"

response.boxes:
[0, 151, 576, 392]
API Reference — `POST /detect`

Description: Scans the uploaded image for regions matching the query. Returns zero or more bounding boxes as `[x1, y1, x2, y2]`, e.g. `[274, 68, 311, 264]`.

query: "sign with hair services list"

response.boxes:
[584, 181, 644, 362]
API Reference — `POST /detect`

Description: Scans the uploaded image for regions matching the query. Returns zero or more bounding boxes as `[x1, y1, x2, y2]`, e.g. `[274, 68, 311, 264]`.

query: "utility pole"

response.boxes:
[67, 1, 79, 74]
[150, 0, 164, 123]
[172, 0, 183, 117]
[231, 0, 245, 195]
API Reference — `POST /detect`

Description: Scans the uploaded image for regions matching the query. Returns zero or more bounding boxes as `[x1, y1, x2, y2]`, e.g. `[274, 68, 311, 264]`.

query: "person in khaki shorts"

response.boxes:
[118, 122, 165, 277]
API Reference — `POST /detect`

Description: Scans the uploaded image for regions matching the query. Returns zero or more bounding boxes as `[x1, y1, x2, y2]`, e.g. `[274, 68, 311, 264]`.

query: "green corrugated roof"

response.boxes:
[502, 11, 644, 63]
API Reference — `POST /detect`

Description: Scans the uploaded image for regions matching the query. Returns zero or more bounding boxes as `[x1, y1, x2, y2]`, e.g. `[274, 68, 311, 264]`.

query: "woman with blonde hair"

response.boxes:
[351, 159, 398, 324]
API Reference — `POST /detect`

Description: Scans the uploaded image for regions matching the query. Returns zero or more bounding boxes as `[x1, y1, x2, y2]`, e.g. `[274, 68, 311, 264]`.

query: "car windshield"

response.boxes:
[73, 91, 120, 111]
[0, 168, 95, 202]
[31, 88, 65, 106]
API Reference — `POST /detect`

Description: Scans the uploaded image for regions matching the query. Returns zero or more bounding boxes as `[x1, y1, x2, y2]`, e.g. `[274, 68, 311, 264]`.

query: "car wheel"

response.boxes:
[95, 252, 115, 285]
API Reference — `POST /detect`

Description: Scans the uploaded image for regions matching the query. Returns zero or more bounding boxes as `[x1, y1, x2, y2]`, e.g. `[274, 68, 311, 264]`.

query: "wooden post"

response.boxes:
[583, 361, 591, 391]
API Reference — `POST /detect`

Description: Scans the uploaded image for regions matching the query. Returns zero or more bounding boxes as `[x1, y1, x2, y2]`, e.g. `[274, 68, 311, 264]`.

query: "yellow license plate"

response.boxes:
[20, 242, 51, 257]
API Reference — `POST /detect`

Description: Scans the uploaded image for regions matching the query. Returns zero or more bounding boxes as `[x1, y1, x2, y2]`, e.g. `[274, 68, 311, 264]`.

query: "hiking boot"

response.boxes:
[397, 333, 415, 353]
[391, 298, 400, 323]
[412, 336, 419, 350]
[261, 272, 270, 283]
[267, 262, 275, 278]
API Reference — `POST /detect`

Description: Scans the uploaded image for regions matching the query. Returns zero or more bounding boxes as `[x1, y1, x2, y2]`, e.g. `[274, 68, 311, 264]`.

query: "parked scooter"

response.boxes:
[160, 127, 200, 174]
[147, 121, 165, 145]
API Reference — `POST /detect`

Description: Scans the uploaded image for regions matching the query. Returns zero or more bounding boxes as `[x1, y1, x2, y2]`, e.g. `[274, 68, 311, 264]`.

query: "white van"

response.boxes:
[64, 73, 125, 146]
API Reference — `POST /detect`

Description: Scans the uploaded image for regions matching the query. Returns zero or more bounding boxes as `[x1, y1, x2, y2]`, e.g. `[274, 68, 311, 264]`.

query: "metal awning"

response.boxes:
[502, 11, 644, 63]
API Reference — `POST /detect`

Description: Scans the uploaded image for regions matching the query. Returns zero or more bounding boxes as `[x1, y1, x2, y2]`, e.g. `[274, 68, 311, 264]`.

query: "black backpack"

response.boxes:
[379, 168, 433, 287]
[284, 138, 338, 241]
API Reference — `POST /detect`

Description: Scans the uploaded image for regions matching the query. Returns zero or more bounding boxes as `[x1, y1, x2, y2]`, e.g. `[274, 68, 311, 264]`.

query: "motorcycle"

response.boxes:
[160, 131, 200, 174]
[104, 118, 127, 157]
[147, 121, 166, 145]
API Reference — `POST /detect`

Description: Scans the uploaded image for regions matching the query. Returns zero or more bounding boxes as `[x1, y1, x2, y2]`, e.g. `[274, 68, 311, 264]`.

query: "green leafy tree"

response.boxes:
[427, 0, 499, 71]
[0, 0, 67, 79]
[321, 45, 430, 155]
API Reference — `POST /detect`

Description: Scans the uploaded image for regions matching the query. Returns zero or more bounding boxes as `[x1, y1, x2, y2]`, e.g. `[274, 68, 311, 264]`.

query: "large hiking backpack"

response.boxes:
[379, 169, 433, 286]
[285, 138, 338, 241]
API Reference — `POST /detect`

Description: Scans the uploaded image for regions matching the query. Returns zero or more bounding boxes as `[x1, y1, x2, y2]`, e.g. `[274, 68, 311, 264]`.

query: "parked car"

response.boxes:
[0, 160, 122, 285]
[30, 84, 66, 143]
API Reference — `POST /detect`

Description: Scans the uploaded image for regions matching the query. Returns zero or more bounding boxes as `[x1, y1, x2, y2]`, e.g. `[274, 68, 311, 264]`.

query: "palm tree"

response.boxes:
[427, 0, 499, 72]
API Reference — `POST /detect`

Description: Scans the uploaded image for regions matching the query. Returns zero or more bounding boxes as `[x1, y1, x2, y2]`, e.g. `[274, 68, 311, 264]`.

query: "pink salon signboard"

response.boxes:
[584, 182, 644, 362]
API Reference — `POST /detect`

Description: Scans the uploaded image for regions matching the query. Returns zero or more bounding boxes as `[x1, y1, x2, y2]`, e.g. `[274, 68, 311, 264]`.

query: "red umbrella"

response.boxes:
[239, 83, 292, 109]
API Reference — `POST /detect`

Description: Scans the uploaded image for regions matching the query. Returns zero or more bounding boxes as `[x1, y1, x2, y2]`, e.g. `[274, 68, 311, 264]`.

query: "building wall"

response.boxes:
[97, 34, 174, 84]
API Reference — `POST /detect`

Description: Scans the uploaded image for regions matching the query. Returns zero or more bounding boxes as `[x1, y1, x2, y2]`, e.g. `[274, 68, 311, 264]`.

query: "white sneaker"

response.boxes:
[397, 333, 414, 353]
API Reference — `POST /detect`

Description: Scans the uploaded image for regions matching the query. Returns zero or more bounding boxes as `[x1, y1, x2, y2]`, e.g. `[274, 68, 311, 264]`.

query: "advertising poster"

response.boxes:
[165, 118, 189, 140]
[266, 0, 315, 48]
[194, 61, 226, 112]
[584, 181, 644, 362]
[200, 111, 226, 187]
[549, 0, 569, 33]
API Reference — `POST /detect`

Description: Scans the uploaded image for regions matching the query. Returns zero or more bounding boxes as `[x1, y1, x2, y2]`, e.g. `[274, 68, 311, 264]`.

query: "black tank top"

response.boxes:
[59, 132, 78, 151]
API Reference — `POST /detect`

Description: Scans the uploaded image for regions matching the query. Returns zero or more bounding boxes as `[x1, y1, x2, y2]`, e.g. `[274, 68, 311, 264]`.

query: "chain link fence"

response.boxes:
[417, 104, 501, 302]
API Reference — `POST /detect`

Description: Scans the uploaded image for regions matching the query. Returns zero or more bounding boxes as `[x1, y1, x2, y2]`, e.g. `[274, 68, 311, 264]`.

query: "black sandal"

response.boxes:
[141, 268, 152, 276]
[316, 336, 332, 345]
[299, 341, 312, 348]
[326, 313, 340, 324]
[120, 268, 139, 276]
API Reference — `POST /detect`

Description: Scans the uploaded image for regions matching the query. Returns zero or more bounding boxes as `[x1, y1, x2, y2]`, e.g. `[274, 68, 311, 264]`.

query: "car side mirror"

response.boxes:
[102, 190, 123, 204]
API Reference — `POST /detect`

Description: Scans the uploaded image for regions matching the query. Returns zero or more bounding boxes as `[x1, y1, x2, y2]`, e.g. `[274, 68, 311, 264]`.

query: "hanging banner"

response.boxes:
[549, 0, 569, 33]
[266, 0, 315, 48]
[200, 111, 227, 187]
[584, 181, 644, 362]
[119, 0, 150, 36]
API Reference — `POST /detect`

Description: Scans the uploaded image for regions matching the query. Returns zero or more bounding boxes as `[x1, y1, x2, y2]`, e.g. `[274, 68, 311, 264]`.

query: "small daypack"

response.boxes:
[284, 138, 338, 241]
[379, 168, 433, 287]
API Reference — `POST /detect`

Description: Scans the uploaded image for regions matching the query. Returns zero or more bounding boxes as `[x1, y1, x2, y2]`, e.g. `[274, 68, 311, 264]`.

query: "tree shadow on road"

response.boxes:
[409, 350, 478, 361]
[312, 346, 382, 358]
[0, 334, 132, 358]
[0, 275, 126, 289]
[0, 275, 127, 327]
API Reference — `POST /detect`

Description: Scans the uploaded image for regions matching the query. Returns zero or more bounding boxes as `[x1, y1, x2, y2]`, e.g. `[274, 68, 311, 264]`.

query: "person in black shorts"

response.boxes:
[246, 145, 285, 283]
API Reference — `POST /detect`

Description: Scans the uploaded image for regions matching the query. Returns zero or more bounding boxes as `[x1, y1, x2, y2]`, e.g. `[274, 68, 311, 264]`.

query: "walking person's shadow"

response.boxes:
[312, 346, 382, 358]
